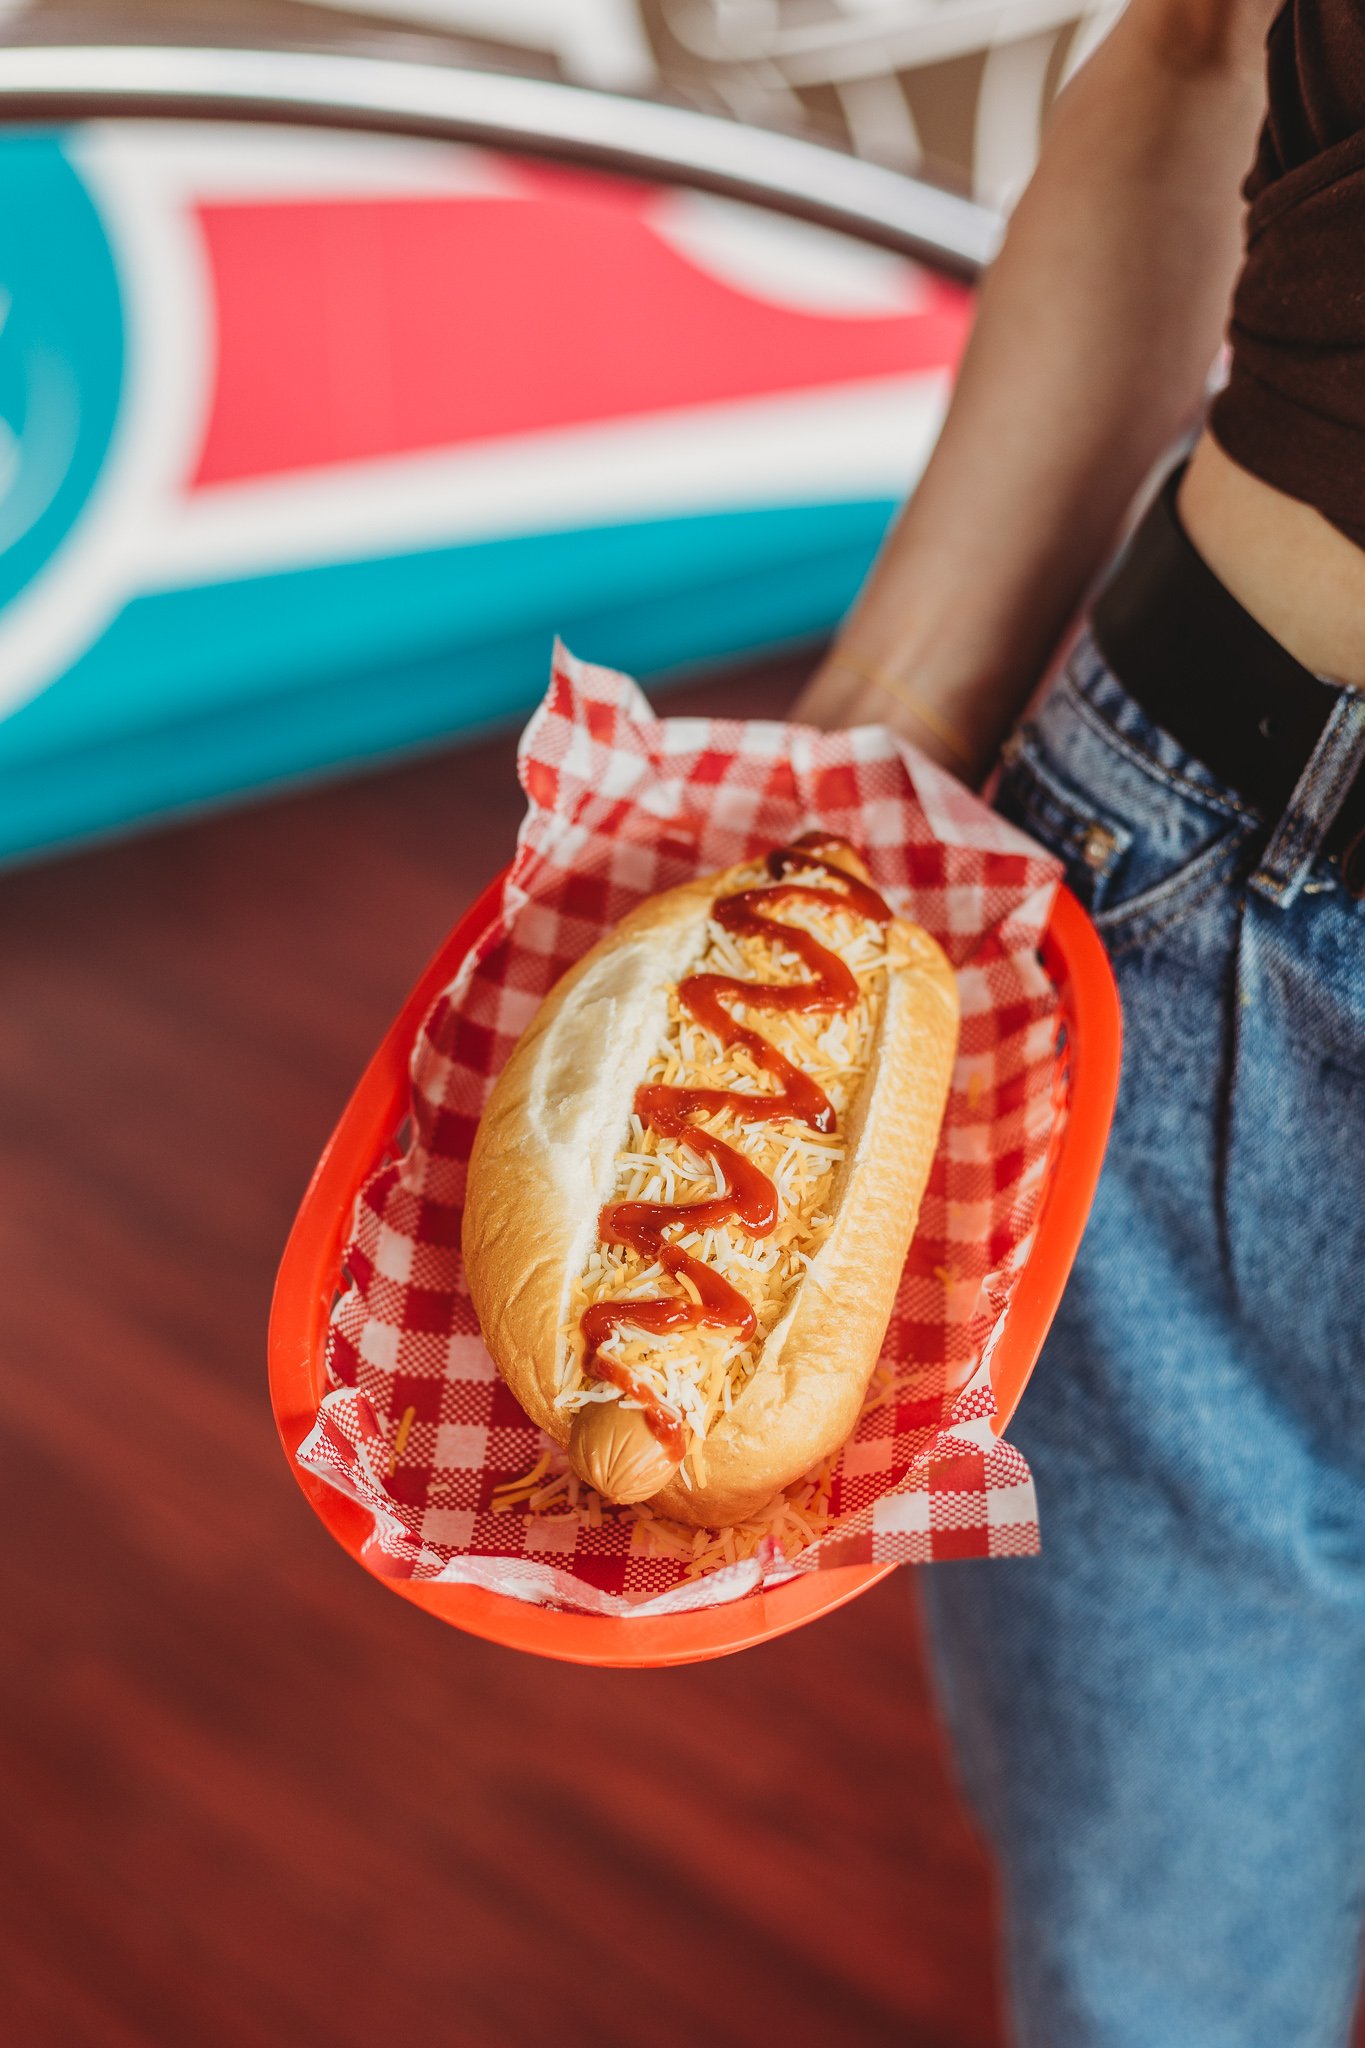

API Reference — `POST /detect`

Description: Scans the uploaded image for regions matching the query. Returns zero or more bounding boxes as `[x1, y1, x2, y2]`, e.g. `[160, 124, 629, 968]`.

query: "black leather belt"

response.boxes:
[1091, 468, 1365, 896]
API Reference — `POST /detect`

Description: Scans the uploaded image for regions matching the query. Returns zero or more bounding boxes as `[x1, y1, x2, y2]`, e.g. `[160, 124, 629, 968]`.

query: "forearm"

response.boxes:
[796, 0, 1271, 774]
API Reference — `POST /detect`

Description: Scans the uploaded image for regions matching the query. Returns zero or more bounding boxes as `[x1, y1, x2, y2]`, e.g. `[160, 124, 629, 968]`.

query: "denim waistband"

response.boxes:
[1065, 634, 1254, 820]
[1082, 478, 1365, 909]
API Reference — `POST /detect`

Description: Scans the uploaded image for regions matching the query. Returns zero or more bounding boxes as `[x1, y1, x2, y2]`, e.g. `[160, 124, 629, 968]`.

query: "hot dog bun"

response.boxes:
[463, 844, 958, 1528]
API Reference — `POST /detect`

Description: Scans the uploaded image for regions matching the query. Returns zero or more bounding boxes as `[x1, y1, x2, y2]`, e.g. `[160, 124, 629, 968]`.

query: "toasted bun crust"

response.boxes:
[462, 859, 959, 1527]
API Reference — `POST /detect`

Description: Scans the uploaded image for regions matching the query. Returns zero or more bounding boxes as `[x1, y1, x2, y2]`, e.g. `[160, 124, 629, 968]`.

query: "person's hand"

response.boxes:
[792, 648, 989, 785]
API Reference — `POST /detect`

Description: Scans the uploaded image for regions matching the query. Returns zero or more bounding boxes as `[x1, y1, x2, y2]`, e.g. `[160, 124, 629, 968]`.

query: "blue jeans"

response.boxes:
[923, 629, 1365, 2047]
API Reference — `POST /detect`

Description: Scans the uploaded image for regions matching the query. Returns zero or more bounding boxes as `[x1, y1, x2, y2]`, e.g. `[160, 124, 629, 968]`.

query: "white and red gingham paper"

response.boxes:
[297, 643, 1064, 1615]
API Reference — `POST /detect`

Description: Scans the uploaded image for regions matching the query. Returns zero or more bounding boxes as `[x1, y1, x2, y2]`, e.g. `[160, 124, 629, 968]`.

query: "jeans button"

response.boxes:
[1081, 824, 1117, 870]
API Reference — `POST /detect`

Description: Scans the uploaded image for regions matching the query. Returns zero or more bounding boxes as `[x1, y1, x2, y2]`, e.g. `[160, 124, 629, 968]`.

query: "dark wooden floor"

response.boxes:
[0, 652, 1005, 2048]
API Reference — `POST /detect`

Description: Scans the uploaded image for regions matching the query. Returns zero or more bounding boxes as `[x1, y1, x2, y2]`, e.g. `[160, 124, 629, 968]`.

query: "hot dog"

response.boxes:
[462, 835, 959, 1528]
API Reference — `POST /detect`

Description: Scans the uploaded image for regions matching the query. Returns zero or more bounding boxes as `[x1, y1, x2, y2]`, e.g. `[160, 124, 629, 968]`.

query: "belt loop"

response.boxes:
[1248, 689, 1365, 907]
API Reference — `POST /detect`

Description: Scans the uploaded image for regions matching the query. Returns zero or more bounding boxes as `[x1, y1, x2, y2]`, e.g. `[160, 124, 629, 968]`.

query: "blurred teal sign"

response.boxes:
[0, 122, 968, 864]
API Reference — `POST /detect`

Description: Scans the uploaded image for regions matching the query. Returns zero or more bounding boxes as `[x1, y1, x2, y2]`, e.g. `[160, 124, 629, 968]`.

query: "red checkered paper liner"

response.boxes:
[297, 642, 1064, 1615]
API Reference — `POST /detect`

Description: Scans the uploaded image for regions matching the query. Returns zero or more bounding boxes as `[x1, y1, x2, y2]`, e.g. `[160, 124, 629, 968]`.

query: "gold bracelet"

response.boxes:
[828, 650, 977, 774]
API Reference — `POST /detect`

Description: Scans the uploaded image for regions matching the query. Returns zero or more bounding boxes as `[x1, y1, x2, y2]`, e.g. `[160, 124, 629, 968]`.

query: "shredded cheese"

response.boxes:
[488, 1420, 858, 1577]
[390, 1404, 417, 1471]
[557, 863, 889, 1481]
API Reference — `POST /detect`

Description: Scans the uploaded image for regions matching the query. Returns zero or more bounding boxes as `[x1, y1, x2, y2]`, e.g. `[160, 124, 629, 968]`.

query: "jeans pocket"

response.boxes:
[996, 732, 1131, 917]
[996, 641, 1260, 949]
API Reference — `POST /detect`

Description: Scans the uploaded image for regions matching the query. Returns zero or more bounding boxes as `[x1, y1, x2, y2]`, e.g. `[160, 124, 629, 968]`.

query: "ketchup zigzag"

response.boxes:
[579, 835, 893, 1461]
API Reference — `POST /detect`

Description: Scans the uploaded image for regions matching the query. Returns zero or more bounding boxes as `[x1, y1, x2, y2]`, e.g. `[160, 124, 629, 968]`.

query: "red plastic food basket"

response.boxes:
[269, 875, 1120, 1667]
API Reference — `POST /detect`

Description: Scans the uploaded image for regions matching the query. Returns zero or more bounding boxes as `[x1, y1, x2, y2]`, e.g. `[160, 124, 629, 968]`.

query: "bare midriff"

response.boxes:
[1181, 432, 1365, 689]
[578, 834, 892, 1458]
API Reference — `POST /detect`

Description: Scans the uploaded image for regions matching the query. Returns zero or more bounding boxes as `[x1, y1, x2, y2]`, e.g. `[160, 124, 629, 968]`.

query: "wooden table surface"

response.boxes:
[0, 648, 1108, 2047]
